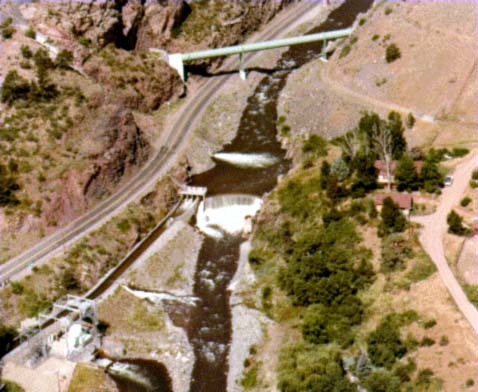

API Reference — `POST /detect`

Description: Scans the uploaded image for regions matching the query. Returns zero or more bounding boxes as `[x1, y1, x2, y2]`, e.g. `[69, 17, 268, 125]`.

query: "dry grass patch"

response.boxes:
[98, 286, 165, 335]
[444, 233, 466, 271]
[68, 363, 117, 392]
[457, 236, 478, 285]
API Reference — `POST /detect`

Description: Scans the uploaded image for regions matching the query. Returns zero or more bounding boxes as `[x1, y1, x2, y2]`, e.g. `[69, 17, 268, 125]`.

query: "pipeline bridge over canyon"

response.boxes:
[151, 27, 352, 80]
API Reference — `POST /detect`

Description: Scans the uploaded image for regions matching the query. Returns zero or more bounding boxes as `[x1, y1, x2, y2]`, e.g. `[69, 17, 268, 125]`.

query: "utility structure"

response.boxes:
[10, 295, 98, 366]
[151, 28, 352, 81]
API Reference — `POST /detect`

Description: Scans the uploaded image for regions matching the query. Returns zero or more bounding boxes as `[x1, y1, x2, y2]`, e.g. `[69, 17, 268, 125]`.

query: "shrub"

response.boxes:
[1, 26, 15, 40]
[470, 180, 478, 189]
[466, 379, 475, 388]
[460, 196, 471, 207]
[416, 368, 434, 385]
[463, 284, 478, 307]
[439, 335, 449, 346]
[384, 6, 393, 15]
[56, 49, 74, 69]
[0, 70, 31, 104]
[472, 169, 478, 180]
[116, 219, 131, 233]
[240, 364, 258, 388]
[0, 17, 13, 29]
[372, 34, 380, 41]
[359, 17, 366, 26]
[10, 281, 24, 295]
[20, 45, 33, 59]
[78, 36, 92, 47]
[33, 48, 54, 71]
[385, 43, 401, 63]
[24, 27, 36, 39]
[406, 112, 415, 128]
[423, 319, 437, 329]
[340, 44, 351, 58]
[447, 210, 470, 236]
[451, 147, 469, 157]
[420, 336, 435, 347]
[302, 134, 327, 158]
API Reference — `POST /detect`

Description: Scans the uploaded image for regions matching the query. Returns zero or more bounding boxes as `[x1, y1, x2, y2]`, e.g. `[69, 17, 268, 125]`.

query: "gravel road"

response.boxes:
[412, 151, 478, 336]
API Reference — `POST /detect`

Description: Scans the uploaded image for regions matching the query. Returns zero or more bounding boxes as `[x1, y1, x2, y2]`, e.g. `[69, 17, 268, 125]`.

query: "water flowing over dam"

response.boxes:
[212, 152, 279, 169]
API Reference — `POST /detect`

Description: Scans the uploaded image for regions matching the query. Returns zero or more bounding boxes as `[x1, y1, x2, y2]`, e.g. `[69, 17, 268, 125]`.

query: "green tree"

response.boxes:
[363, 371, 401, 392]
[395, 155, 419, 191]
[350, 153, 378, 197]
[366, 316, 407, 369]
[378, 197, 406, 236]
[358, 111, 407, 190]
[447, 210, 469, 236]
[419, 158, 443, 192]
[387, 111, 406, 159]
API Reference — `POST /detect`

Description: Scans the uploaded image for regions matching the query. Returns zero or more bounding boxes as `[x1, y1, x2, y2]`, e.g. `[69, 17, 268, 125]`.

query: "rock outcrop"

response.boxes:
[83, 107, 150, 199]
[83, 47, 184, 112]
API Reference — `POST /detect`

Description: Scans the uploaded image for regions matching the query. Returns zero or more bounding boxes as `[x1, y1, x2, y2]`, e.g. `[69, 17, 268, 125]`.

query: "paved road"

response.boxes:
[0, 1, 322, 284]
[412, 152, 478, 336]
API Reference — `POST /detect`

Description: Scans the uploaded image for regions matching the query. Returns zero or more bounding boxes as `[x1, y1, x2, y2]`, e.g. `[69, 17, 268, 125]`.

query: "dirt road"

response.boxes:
[412, 152, 478, 336]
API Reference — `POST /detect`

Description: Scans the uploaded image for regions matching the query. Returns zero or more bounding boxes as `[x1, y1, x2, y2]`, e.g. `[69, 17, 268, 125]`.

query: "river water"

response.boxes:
[111, 0, 373, 391]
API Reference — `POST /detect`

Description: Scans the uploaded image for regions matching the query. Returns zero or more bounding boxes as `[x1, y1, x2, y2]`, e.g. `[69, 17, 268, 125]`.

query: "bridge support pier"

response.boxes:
[239, 52, 247, 80]
[169, 53, 185, 81]
[320, 39, 328, 61]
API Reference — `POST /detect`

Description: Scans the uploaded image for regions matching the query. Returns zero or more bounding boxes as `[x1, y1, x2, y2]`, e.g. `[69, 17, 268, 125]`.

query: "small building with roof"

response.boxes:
[374, 192, 413, 215]
[374, 160, 424, 186]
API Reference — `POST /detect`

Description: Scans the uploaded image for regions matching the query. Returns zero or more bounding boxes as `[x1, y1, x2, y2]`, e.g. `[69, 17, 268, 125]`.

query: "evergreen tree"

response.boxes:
[319, 160, 330, 190]
[419, 158, 443, 192]
[387, 111, 407, 159]
[378, 197, 406, 236]
[351, 153, 378, 196]
[395, 155, 419, 191]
